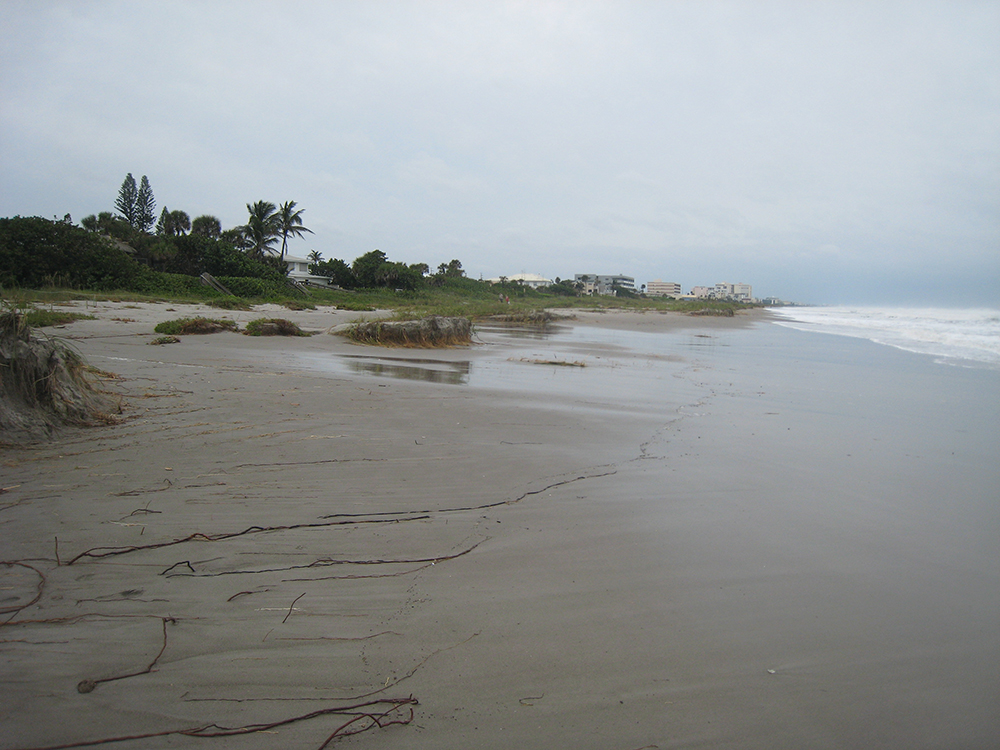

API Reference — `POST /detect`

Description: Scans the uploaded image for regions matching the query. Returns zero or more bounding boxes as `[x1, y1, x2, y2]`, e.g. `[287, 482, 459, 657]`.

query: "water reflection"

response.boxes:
[475, 323, 560, 341]
[681, 332, 730, 349]
[340, 355, 471, 385]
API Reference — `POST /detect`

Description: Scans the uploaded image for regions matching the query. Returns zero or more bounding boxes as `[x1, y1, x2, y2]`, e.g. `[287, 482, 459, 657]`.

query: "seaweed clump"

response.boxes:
[341, 316, 472, 347]
[153, 318, 238, 335]
[244, 318, 310, 337]
[482, 310, 556, 326]
[0, 312, 120, 445]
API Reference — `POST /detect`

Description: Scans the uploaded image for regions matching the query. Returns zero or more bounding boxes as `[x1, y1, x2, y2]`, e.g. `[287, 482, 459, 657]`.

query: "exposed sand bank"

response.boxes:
[2, 302, 995, 749]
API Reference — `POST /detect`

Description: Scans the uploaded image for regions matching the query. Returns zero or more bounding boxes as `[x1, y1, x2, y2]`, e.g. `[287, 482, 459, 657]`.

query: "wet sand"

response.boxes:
[1, 302, 997, 749]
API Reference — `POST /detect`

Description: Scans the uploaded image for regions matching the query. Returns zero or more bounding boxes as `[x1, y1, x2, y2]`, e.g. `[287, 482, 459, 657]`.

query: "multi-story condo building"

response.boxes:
[732, 283, 753, 300]
[575, 274, 636, 295]
[695, 282, 754, 301]
[714, 282, 752, 301]
[646, 280, 682, 297]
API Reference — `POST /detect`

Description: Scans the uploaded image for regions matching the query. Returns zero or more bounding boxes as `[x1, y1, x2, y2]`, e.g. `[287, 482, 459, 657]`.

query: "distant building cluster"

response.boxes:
[484, 269, 757, 302]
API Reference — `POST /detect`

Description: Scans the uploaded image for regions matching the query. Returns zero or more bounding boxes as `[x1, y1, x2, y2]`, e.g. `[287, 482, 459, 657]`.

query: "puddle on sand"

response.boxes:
[474, 323, 562, 341]
[339, 354, 471, 385]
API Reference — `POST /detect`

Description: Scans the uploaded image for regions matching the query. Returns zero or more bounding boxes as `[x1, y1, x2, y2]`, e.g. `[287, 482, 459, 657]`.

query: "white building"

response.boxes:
[486, 273, 553, 289]
[284, 255, 333, 286]
[646, 280, 682, 297]
[574, 274, 636, 295]
[690, 282, 753, 301]
[714, 282, 753, 301]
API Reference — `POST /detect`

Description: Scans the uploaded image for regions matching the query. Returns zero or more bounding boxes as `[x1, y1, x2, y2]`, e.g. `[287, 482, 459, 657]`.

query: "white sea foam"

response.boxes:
[769, 306, 1000, 369]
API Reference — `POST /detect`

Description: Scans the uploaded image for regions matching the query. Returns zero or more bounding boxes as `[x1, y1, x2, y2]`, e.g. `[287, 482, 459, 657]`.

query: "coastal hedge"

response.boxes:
[1, 216, 144, 290]
[214, 276, 291, 300]
[0, 216, 306, 303]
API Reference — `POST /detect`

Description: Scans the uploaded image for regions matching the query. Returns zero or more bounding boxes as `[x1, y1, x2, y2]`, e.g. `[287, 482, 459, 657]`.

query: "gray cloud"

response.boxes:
[2, 1, 997, 304]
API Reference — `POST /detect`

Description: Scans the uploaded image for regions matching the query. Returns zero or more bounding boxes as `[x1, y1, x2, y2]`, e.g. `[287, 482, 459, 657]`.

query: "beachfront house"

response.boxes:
[283, 255, 333, 287]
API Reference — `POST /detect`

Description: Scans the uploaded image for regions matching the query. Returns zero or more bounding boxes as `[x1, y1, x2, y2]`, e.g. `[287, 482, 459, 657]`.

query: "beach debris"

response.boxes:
[76, 616, 176, 694]
[149, 335, 180, 345]
[339, 315, 472, 347]
[483, 310, 557, 326]
[243, 317, 310, 336]
[227, 589, 269, 602]
[0, 561, 46, 617]
[64, 513, 435, 565]
[12, 696, 418, 747]
[152, 317, 238, 335]
[688, 307, 735, 317]
[283, 592, 306, 623]
[515, 357, 586, 367]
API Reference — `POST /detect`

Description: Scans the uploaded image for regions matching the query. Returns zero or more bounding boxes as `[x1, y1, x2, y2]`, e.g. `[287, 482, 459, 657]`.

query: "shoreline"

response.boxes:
[2, 302, 996, 749]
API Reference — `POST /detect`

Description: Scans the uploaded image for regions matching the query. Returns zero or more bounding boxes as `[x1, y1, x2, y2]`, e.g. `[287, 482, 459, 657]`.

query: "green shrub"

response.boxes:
[206, 296, 251, 310]
[283, 300, 316, 311]
[22, 309, 96, 327]
[215, 276, 289, 299]
[1, 216, 144, 291]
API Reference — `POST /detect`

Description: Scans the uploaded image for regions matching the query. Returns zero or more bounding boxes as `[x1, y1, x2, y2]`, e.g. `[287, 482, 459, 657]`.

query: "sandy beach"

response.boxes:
[2, 302, 997, 749]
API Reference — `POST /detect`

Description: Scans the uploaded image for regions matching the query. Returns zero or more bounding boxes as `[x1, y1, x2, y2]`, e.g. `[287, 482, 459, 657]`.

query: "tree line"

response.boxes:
[82, 174, 313, 261]
[2, 172, 483, 296]
[79, 173, 478, 292]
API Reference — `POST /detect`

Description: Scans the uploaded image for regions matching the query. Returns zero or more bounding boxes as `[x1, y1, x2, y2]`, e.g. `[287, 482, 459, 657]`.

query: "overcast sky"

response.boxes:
[2, 1, 997, 305]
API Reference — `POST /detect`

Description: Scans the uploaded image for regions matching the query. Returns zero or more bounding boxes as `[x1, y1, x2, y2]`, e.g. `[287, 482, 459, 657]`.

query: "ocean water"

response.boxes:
[770, 306, 1000, 369]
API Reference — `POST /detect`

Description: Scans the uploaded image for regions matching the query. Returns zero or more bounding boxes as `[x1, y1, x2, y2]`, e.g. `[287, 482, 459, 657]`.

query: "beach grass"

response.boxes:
[4, 284, 755, 320]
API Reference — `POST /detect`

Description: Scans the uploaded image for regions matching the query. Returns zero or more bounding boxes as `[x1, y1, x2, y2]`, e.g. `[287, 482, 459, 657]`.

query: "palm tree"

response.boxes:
[307, 250, 323, 264]
[191, 215, 222, 238]
[155, 207, 191, 236]
[244, 201, 281, 258]
[275, 200, 313, 259]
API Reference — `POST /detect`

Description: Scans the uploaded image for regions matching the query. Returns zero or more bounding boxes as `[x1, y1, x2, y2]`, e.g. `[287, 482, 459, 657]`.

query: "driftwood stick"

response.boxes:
[174, 539, 486, 579]
[76, 616, 175, 694]
[65, 470, 613, 567]
[66, 515, 431, 565]
[282, 592, 306, 624]
[317, 469, 617, 519]
[160, 560, 195, 576]
[226, 589, 268, 602]
[316, 704, 415, 749]
[5, 696, 418, 750]
[0, 562, 46, 620]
